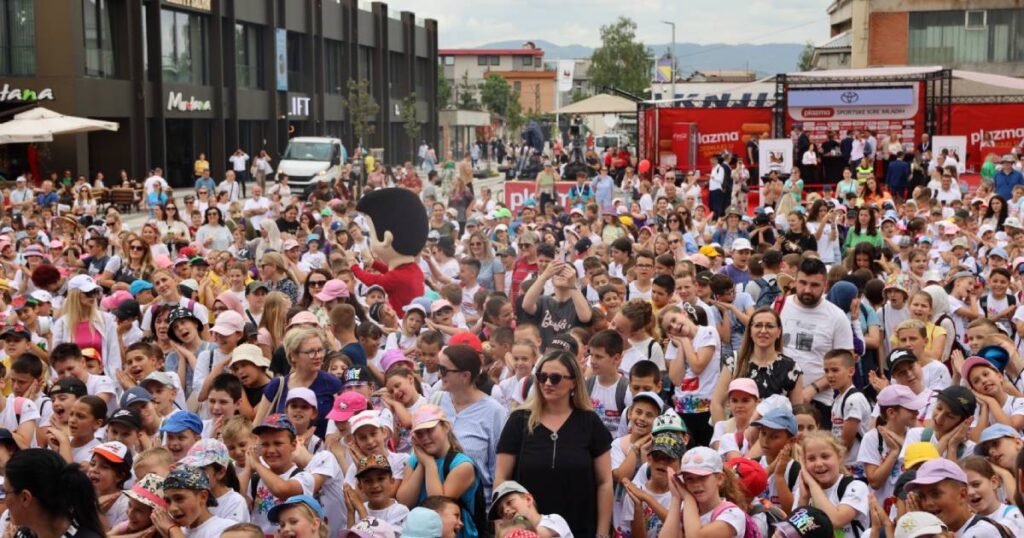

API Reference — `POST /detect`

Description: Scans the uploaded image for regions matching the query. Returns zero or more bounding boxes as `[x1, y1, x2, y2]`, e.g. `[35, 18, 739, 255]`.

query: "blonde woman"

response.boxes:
[140, 268, 211, 337]
[51, 275, 122, 381]
[73, 186, 97, 218]
[257, 291, 291, 358]
[101, 233, 155, 292]
[494, 349, 613, 537]
[259, 252, 299, 304]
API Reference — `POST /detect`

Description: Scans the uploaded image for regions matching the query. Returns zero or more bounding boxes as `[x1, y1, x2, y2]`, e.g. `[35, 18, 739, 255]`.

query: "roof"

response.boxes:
[440, 48, 544, 57]
[554, 93, 637, 115]
[817, 31, 851, 51]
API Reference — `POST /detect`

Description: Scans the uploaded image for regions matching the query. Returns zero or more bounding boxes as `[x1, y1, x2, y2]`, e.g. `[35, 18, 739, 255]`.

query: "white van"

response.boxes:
[276, 137, 347, 194]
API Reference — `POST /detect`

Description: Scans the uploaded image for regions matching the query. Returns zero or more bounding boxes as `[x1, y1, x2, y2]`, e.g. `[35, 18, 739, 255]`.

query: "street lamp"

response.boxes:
[662, 21, 676, 104]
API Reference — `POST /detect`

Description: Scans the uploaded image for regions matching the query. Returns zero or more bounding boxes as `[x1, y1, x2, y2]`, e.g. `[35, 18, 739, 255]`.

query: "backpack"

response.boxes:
[753, 277, 781, 309]
[709, 500, 764, 538]
[833, 476, 867, 538]
[750, 498, 789, 537]
[921, 427, 966, 459]
[964, 514, 1014, 538]
[442, 451, 491, 538]
[935, 313, 970, 359]
[837, 387, 865, 442]
[584, 375, 628, 412]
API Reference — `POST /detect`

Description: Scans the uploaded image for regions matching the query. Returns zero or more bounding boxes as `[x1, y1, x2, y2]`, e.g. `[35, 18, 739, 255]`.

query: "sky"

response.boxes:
[382, 0, 831, 49]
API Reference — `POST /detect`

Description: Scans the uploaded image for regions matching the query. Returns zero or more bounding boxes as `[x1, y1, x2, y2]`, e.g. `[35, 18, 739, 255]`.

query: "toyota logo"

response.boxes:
[840, 91, 859, 104]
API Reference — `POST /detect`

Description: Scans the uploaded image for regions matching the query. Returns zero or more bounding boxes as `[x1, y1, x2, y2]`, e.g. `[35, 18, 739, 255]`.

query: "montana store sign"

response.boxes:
[167, 91, 211, 112]
[0, 84, 54, 102]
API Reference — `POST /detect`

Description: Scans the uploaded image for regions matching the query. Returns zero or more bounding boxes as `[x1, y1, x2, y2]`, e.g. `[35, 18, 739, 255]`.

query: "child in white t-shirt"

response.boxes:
[488, 480, 574, 538]
[825, 350, 871, 474]
[300, 236, 327, 270]
[498, 340, 538, 410]
[661, 446, 749, 538]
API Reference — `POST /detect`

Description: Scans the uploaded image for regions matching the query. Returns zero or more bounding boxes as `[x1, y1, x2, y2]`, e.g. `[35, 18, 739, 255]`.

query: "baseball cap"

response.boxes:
[725, 457, 768, 499]
[402, 507, 444, 538]
[350, 410, 384, 433]
[894, 512, 947, 538]
[315, 280, 350, 303]
[906, 458, 968, 489]
[355, 454, 392, 479]
[361, 284, 386, 297]
[990, 247, 1009, 260]
[876, 384, 925, 411]
[976, 344, 1011, 372]
[211, 310, 246, 336]
[731, 238, 753, 252]
[649, 432, 686, 460]
[699, 245, 720, 258]
[124, 473, 169, 510]
[230, 343, 270, 369]
[727, 378, 759, 398]
[974, 424, 1021, 455]
[285, 387, 317, 408]
[652, 409, 687, 435]
[488, 480, 530, 520]
[9, 295, 38, 311]
[935, 385, 976, 418]
[68, 274, 100, 293]
[574, 237, 593, 254]
[380, 349, 415, 373]
[141, 371, 175, 390]
[287, 311, 320, 328]
[904, 442, 940, 469]
[448, 331, 483, 353]
[246, 281, 270, 294]
[119, 386, 152, 407]
[98, 290, 130, 311]
[327, 392, 369, 422]
[107, 408, 142, 430]
[631, 391, 665, 413]
[342, 366, 376, 387]
[411, 404, 449, 431]
[163, 466, 217, 506]
[0, 323, 29, 341]
[253, 414, 297, 437]
[751, 408, 798, 436]
[129, 280, 154, 296]
[679, 446, 722, 476]
[775, 506, 834, 538]
[28, 290, 52, 304]
[180, 438, 232, 468]
[93, 441, 132, 466]
[961, 356, 999, 385]
[49, 377, 87, 399]
[430, 299, 454, 314]
[113, 300, 141, 320]
[886, 348, 918, 377]
[159, 412, 202, 434]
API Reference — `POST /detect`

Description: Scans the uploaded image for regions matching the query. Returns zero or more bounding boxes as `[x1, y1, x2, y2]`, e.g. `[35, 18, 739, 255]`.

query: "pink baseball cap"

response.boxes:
[430, 299, 454, 314]
[327, 392, 369, 422]
[411, 405, 449, 431]
[876, 384, 925, 411]
[380, 349, 415, 373]
[350, 410, 383, 432]
[906, 458, 968, 489]
[727, 378, 759, 398]
[961, 356, 999, 384]
[153, 254, 172, 269]
[314, 279, 350, 303]
[287, 311, 320, 328]
[100, 290, 133, 311]
[211, 310, 246, 336]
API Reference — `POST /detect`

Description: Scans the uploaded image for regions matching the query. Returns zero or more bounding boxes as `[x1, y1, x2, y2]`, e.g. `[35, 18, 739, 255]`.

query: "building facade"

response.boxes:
[440, 44, 557, 115]
[816, 0, 1024, 76]
[0, 0, 438, 188]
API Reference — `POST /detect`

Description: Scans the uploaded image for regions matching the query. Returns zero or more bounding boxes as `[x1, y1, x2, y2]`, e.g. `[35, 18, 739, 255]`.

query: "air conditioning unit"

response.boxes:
[965, 10, 987, 30]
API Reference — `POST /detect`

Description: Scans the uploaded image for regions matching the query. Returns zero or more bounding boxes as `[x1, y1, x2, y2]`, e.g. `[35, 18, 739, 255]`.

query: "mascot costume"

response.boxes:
[351, 188, 428, 316]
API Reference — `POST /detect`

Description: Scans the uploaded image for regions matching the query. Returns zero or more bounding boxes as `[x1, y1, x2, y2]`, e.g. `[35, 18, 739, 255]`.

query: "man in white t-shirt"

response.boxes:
[8, 176, 32, 216]
[228, 148, 250, 197]
[242, 184, 272, 230]
[780, 258, 854, 425]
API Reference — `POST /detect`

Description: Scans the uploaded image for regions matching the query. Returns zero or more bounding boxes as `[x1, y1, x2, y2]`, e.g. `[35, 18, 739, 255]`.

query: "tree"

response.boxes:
[570, 88, 588, 104]
[479, 73, 512, 116]
[589, 17, 654, 96]
[399, 93, 420, 160]
[506, 89, 525, 136]
[341, 79, 378, 150]
[798, 40, 816, 72]
[436, 64, 453, 110]
[456, 71, 480, 111]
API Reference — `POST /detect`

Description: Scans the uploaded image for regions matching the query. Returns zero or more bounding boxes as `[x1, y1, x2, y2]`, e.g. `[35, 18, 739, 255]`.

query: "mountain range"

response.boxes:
[476, 39, 806, 75]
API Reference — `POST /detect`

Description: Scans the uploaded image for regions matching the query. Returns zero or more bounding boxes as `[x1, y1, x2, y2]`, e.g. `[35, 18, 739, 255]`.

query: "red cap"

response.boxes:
[179, 246, 197, 258]
[725, 457, 768, 499]
[448, 332, 483, 353]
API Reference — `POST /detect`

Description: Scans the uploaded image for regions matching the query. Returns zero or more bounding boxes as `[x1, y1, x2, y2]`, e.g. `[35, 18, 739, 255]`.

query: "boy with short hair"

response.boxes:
[154, 465, 236, 537]
[133, 446, 174, 479]
[107, 407, 144, 454]
[587, 330, 627, 434]
[488, 481, 572, 538]
[417, 330, 445, 391]
[825, 349, 871, 475]
[140, 371, 181, 420]
[458, 258, 482, 324]
[204, 373, 242, 439]
[50, 342, 116, 409]
[120, 387, 162, 443]
[221, 414, 256, 470]
[618, 431, 686, 538]
[9, 353, 49, 448]
[160, 411, 202, 462]
[498, 339, 538, 409]
[120, 342, 187, 410]
[905, 458, 1005, 536]
[617, 361, 664, 437]
[247, 414, 316, 535]
[349, 454, 410, 526]
[751, 408, 800, 510]
[46, 377, 86, 432]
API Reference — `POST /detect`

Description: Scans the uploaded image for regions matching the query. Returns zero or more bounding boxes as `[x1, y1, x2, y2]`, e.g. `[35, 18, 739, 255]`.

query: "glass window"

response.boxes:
[443, 56, 454, 66]
[235, 23, 263, 89]
[0, 0, 35, 76]
[489, 55, 500, 66]
[520, 56, 533, 67]
[83, 0, 116, 77]
[325, 39, 345, 94]
[477, 55, 488, 66]
[161, 8, 208, 84]
[908, 9, 1023, 65]
[287, 32, 303, 91]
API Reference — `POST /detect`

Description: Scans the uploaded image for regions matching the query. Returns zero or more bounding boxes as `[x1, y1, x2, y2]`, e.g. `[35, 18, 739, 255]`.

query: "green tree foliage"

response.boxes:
[456, 71, 480, 110]
[589, 17, 654, 96]
[798, 40, 816, 72]
[437, 64, 453, 109]
[506, 90, 525, 135]
[399, 93, 420, 160]
[479, 73, 512, 116]
[341, 79, 379, 147]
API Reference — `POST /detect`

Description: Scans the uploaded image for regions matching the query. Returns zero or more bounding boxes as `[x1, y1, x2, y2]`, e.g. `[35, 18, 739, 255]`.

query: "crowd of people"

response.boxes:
[4, 130, 1024, 538]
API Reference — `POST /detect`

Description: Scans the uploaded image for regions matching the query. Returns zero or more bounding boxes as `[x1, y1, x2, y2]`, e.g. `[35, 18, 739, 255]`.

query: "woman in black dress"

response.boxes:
[714, 307, 807, 406]
[495, 349, 613, 537]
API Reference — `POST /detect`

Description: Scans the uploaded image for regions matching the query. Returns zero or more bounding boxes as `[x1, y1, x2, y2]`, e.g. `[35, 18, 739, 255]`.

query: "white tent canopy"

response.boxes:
[0, 106, 119, 144]
[554, 93, 637, 115]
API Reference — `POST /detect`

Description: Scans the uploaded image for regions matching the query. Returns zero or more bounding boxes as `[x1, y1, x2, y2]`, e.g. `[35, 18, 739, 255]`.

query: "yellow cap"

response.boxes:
[904, 441, 940, 470]
[699, 245, 720, 258]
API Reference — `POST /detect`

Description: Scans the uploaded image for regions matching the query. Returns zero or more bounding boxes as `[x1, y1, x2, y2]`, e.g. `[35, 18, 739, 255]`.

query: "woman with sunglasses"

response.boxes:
[157, 202, 192, 251]
[73, 185, 97, 218]
[495, 349, 613, 538]
[300, 268, 333, 310]
[110, 233, 155, 287]
[196, 207, 232, 253]
[52, 274, 122, 379]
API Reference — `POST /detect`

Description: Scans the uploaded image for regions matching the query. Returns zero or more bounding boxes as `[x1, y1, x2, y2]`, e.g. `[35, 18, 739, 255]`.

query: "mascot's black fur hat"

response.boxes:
[356, 187, 429, 256]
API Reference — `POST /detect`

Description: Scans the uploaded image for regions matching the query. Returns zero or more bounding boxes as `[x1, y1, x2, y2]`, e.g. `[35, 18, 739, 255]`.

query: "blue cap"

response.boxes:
[751, 408, 798, 436]
[119, 386, 152, 408]
[306, 234, 320, 244]
[129, 280, 154, 296]
[401, 507, 444, 538]
[267, 494, 324, 523]
[159, 411, 203, 434]
[975, 424, 1021, 455]
[990, 247, 1009, 260]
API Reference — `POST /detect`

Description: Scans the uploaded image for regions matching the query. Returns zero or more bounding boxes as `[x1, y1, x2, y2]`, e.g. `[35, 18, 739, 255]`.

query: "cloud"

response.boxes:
[384, 0, 829, 48]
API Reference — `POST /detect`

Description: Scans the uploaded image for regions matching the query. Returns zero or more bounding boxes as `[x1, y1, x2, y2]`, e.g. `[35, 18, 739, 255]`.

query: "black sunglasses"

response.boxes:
[536, 372, 575, 385]
[438, 365, 463, 376]
[308, 280, 326, 288]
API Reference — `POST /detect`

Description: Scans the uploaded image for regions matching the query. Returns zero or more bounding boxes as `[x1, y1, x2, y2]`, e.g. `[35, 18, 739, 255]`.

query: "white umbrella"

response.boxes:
[0, 106, 119, 144]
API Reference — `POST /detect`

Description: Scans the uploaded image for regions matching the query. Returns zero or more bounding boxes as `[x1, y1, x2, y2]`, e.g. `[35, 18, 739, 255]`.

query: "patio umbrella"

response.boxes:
[0, 106, 119, 144]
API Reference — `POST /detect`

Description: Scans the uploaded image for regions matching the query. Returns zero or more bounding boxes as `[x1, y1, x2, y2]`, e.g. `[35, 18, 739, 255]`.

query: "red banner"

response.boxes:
[646, 107, 772, 173]
[503, 181, 576, 214]
[950, 103, 1024, 171]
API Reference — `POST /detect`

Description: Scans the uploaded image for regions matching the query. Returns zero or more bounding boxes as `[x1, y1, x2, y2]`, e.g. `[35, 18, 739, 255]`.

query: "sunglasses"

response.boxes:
[308, 280, 326, 288]
[130, 245, 146, 252]
[536, 372, 574, 385]
[438, 365, 463, 376]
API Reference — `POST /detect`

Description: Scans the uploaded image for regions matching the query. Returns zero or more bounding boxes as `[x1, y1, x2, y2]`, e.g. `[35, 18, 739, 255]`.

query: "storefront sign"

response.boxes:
[275, 29, 288, 92]
[167, 91, 211, 112]
[290, 96, 311, 117]
[164, 0, 210, 10]
[0, 84, 54, 102]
